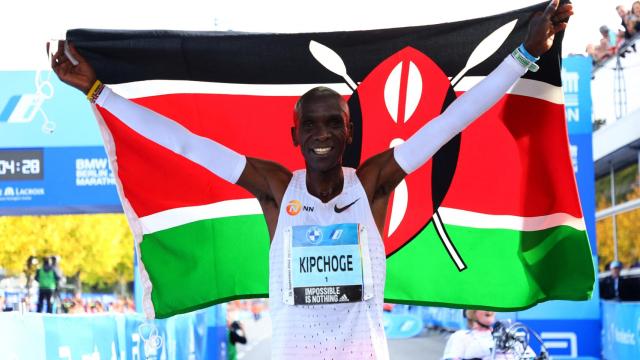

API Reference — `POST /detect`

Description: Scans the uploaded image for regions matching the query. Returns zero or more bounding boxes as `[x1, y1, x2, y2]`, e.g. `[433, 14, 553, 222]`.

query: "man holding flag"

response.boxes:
[51, 0, 572, 358]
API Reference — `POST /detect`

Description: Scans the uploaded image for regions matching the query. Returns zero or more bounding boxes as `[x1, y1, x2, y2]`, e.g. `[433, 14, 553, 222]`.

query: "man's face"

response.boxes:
[475, 311, 496, 327]
[617, 6, 626, 18]
[612, 266, 621, 277]
[292, 95, 352, 172]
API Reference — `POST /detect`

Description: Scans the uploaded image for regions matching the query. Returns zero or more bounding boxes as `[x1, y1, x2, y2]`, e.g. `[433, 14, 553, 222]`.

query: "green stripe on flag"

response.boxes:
[141, 213, 594, 317]
[141, 215, 270, 318]
[385, 221, 594, 310]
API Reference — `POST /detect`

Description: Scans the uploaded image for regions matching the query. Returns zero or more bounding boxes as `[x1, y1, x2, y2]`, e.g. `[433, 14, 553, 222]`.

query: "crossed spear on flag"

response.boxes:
[309, 18, 518, 271]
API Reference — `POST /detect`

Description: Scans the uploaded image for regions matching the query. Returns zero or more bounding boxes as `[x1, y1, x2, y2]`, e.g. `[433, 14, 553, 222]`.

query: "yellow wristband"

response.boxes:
[86, 80, 103, 101]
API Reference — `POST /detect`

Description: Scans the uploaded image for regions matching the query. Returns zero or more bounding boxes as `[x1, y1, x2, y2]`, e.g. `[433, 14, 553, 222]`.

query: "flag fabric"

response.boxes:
[69, 1, 594, 319]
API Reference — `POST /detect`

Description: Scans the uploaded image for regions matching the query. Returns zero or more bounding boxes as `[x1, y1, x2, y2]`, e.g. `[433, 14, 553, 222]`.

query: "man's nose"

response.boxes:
[313, 124, 330, 140]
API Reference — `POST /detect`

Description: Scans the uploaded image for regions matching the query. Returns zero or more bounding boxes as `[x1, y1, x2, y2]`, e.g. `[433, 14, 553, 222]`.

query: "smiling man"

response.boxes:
[50, 1, 572, 358]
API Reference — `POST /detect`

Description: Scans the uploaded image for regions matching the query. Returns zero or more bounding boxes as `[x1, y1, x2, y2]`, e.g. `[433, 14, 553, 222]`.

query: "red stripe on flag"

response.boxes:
[100, 91, 579, 222]
[99, 94, 305, 217]
[441, 93, 582, 218]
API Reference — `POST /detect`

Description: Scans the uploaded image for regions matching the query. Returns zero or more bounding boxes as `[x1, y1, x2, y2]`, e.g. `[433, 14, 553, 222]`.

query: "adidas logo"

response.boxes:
[339, 294, 349, 302]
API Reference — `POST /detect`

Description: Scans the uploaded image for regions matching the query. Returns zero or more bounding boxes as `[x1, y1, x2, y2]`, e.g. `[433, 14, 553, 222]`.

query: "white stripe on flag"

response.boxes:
[139, 201, 585, 235]
[139, 198, 262, 234]
[110, 78, 562, 104]
[437, 207, 586, 232]
[454, 77, 564, 104]
[110, 81, 354, 97]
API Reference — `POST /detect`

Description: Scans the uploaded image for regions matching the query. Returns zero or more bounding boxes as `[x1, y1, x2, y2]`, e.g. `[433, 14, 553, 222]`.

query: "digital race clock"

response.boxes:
[0, 149, 44, 180]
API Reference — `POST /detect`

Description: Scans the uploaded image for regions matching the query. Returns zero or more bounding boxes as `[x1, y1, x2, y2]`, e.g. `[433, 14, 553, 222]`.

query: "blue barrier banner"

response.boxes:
[562, 56, 593, 136]
[0, 146, 121, 215]
[205, 304, 228, 360]
[523, 319, 601, 360]
[44, 314, 120, 359]
[383, 312, 423, 339]
[0, 313, 47, 359]
[0, 310, 211, 359]
[421, 306, 466, 330]
[602, 301, 640, 360]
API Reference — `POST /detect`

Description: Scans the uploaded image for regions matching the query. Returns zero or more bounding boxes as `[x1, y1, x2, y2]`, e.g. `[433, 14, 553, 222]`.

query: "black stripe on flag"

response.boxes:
[67, 1, 563, 87]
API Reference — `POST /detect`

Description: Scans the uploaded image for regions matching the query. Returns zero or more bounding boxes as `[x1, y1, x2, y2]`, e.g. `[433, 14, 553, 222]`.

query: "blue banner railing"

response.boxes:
[0, 306, 227, 360]
[601, 300, 640, 360]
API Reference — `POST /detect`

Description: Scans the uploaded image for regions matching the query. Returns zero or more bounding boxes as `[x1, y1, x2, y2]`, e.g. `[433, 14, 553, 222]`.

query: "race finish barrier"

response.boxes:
[383, 304, 424, 339]
[0, 306, 228, 360]
[421, 306, 466, 330]
[602, 300, 640, 360]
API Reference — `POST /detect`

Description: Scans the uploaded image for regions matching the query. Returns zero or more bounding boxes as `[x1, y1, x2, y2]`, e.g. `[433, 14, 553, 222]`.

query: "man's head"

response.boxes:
[617, 5, 627, 18]
[633, 1, 640, 16]
[291, 87, 353, 172]
[465, 309, 496, 329]
[600, 25, 610, 37]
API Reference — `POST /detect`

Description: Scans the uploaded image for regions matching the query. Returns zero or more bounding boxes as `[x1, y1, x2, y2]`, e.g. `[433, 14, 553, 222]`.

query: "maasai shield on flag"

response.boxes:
[69, 1, 594, 319]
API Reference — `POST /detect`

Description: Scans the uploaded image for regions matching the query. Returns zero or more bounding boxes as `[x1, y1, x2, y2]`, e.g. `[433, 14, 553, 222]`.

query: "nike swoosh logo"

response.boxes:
[334, 198, 359, 213]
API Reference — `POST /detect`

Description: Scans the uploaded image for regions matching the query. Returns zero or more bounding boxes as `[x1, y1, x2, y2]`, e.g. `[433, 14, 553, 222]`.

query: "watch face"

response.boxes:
[0, 149, 43, 180]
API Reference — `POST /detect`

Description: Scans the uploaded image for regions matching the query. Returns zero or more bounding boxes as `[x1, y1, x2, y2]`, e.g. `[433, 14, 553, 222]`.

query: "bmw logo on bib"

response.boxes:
[306, 226, 323, 244]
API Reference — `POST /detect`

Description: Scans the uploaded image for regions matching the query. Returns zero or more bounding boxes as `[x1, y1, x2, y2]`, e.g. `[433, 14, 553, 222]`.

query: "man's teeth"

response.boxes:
[313, 147, 332, 155]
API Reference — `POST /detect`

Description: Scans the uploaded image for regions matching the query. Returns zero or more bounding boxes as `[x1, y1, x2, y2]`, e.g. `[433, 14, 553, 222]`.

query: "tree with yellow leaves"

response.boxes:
[0, 214, 133, 292]
[596, 185, 640, 271]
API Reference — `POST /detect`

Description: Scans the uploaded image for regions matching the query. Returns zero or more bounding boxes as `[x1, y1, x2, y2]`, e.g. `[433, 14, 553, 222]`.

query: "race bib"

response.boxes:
[282, 223, 372, 305]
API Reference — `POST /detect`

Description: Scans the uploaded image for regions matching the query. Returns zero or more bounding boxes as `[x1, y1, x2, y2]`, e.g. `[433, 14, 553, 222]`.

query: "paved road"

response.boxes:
[236, 314, 449, 360]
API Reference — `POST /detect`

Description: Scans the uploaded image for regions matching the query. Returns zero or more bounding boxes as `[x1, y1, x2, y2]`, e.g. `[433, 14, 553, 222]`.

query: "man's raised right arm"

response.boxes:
[49, 41, 290, 202]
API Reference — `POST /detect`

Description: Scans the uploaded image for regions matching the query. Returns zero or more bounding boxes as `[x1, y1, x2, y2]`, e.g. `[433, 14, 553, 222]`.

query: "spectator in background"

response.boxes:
[90, 300, 105, 313]
[0, 292, 13, 312]
[442, 310, 534, 360]
[108, 297, 125, 313]
[35, 257, 60, 313]
[586, 44, 597, 63]
[599, 25, 616, 59]
[227, 320, 247, 360]
[618, 4, 633, 39]
[589, 25, 617, 63]
[123, 297, 135, 312]
[600, 260, 623, 300]
[628, 1, 640, 36]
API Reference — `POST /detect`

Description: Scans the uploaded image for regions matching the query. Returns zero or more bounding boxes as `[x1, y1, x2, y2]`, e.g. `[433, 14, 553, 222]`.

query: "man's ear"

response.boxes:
[291, 126, 299, 147]
[347, 122, 354, 144]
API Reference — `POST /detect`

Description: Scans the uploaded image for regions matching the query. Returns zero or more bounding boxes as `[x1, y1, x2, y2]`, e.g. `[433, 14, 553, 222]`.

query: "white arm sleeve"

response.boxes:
[95, 87, 246, 184]
[393, 55, 527, 174]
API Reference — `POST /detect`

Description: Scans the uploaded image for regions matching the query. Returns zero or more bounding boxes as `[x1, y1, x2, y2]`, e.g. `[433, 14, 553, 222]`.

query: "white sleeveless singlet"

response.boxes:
[269, 167, 389, 359]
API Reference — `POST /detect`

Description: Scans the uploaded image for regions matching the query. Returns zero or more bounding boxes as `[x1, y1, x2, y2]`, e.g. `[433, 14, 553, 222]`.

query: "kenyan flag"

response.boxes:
[69, 1, 594, 319]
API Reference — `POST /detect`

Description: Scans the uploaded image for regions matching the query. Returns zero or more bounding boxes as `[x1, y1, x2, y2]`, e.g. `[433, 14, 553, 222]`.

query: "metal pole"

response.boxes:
[613, 56, 627, 120]
[610, 164, 618, 261]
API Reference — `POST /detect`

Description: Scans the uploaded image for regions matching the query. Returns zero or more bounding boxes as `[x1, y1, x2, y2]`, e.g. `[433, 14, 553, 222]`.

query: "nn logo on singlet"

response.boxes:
[286, 200, 314, 216]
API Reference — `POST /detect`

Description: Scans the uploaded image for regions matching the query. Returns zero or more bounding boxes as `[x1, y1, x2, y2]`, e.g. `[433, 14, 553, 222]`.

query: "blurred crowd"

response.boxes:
[0, 255, 136, 314]
[0, 290, 137, 314]
[587, 2, 640, 64]
[59, 294, 136, 314]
